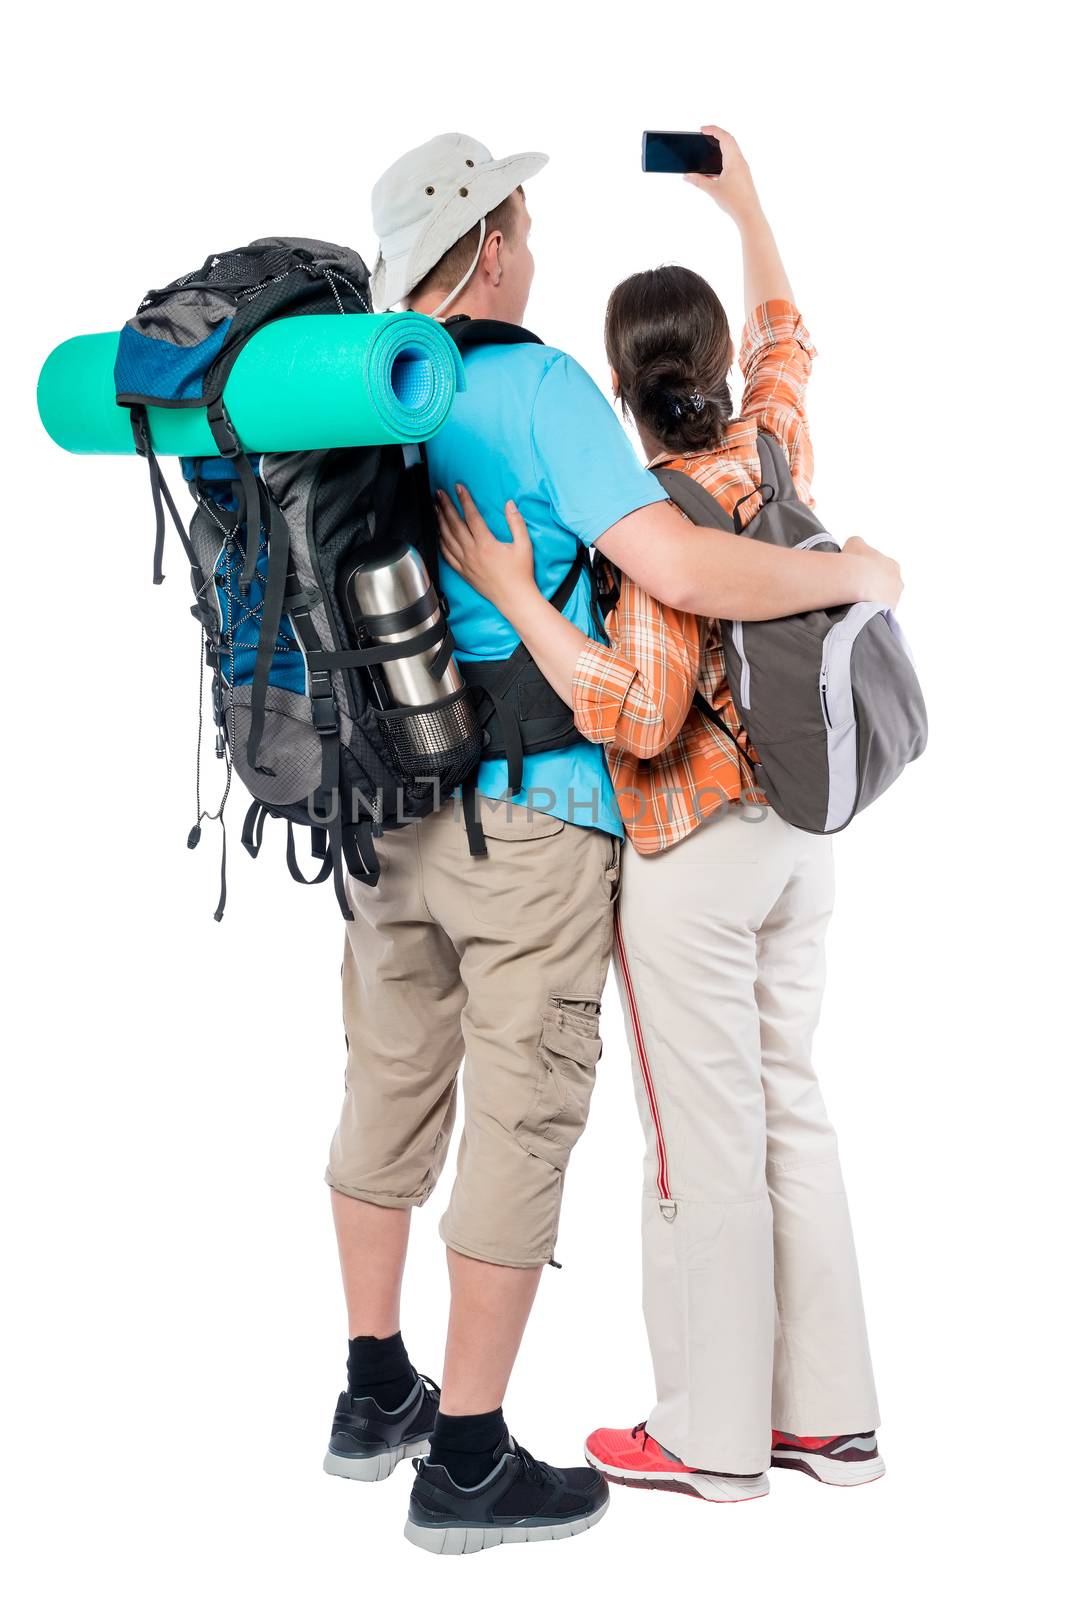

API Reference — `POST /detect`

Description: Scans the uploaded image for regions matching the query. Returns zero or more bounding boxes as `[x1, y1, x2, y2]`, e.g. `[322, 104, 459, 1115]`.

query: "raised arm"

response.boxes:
[597, 126, 904, 616]
[688, 125, 794, 314]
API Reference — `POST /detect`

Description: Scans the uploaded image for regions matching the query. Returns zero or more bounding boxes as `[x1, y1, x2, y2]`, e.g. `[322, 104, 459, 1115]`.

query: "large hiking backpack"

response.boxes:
[115, 258, 588, 916]
[652, 432, 927, 833]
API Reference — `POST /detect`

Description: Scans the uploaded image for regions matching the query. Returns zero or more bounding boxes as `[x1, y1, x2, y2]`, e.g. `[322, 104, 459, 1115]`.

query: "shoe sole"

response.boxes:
[770, 1450, 885, 1487]
[403, 1497, 608, 1555]
[584, 1448, 768, 1503]
[323, 1436, 430, 1483]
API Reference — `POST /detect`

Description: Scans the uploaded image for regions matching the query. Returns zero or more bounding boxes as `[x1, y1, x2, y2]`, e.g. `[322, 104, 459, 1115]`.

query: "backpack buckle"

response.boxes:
[206, 398, 241, 459]
[129, 406, 150, 457]
[309, 669, 338, 736]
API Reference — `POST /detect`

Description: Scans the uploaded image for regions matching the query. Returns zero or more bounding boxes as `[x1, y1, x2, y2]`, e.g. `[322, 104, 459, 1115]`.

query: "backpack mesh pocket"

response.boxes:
[373, 689, 483, 785]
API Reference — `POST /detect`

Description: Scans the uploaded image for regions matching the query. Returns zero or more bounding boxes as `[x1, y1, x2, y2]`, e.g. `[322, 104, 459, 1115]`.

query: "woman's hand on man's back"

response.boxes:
[435, 484, 537, 617]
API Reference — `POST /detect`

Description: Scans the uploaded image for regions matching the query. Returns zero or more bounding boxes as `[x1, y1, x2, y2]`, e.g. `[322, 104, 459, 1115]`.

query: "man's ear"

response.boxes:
[482, 229, 505, 287]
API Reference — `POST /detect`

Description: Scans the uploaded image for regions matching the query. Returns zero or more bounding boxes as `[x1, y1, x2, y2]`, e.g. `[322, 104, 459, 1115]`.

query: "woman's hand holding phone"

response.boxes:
[686, 125, 761, 223]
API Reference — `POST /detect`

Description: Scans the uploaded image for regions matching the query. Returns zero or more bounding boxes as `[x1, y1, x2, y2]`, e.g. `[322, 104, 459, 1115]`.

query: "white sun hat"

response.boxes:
[370, 132, 547, 314]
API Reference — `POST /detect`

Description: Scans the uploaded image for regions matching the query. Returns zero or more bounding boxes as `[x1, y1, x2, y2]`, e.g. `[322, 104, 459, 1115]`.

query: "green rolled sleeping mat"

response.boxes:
[37, 311, 465, 456]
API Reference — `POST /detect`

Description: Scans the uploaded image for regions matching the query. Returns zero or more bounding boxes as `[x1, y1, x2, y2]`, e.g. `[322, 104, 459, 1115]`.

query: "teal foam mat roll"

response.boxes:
[37, 312, 465, 456]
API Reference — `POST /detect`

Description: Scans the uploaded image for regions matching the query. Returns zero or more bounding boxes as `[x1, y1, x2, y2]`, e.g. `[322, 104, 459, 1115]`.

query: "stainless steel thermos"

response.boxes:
[346, 544, 482, 781]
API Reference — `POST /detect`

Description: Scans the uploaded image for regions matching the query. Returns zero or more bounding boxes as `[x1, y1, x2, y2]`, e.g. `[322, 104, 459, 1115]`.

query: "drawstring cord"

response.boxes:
[188, 495, 239, 920]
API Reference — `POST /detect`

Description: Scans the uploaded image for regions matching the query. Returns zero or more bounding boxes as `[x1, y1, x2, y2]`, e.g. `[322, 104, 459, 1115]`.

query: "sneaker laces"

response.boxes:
[512, 1440, 558, 1490]
[630, 1422, 651, 1452]
[418, 1375, 441, 1402]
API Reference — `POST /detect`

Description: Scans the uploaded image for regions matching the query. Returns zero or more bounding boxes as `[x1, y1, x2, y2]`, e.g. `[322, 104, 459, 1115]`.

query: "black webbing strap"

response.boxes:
[357, 588, 440, 635]
[244, 491, 291, 773]
[692, 691, 757, 774]
[206, 399, 261, 593]
[476, 688, 524, 793]
[371, 446, 403, 545]
[548, 544, 588, 615]
[284, 581, 381, 900]
[462, 775, 487, 857]
[471, 546, 586, 707]
[241, 799, 268, 858]
[129, 405, 202, 587]
[242, 797, 336, 889]
[285, 822, 333, 885]
[312, 721, 353, 922]
[341, 822, 380, 887]
[428, 627, 454, 681]
[463, 546, 588, 794]
[202, 395, 285, 772]
[236, 458, 266, 593]
[303, 612, 449, 673]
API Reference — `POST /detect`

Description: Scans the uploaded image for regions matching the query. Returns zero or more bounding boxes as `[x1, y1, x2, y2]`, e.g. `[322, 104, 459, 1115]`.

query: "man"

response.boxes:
[324, 132, 902, 1556]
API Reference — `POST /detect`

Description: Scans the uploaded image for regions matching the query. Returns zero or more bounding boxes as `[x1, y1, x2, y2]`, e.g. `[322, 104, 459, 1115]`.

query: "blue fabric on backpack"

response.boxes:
[181, 455, 261, 482]
[212, 533, 305, 693]
[114, 317, 233, 402]
[194, 467, 304, 696]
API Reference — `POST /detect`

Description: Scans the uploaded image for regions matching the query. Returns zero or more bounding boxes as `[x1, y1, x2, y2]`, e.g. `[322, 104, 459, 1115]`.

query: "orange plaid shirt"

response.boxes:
[571, 299, 817, 853]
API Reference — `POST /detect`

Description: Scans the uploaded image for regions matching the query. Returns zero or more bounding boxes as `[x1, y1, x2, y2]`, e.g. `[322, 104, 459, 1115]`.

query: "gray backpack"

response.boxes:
[653, 433, 927, 833]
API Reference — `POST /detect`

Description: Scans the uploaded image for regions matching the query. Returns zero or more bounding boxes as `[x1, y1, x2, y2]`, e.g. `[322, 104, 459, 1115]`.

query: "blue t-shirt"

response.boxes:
[426, 341, 667, 836]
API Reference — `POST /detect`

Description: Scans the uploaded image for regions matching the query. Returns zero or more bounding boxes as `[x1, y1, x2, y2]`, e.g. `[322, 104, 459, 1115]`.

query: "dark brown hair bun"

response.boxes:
[605, 265, 732, 454]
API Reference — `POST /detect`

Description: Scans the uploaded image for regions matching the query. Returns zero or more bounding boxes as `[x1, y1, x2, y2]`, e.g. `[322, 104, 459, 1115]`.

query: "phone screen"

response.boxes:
[642, 130, 723, 176]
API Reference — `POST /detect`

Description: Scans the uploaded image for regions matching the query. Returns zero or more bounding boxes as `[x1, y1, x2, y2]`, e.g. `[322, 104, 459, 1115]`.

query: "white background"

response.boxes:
[4, 2, 1064, 1595]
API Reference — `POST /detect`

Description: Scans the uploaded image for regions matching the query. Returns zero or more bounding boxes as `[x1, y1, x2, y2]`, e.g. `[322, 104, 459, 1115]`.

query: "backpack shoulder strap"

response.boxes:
[692, 690, 757, 775]
[444, 316, 545, 351]
[462, 546, 589, 794]
[755, 431, 798, 503]
[652, 466, 735, 531]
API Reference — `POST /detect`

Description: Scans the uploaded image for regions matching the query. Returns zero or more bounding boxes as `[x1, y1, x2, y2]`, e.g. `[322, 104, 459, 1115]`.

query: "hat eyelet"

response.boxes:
[459, 186, 469, 198]
[425, 185, 435, 195]
[465, 158, 474, 167]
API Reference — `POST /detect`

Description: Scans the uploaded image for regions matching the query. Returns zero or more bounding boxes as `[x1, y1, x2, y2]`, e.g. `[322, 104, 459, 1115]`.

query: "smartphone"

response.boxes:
[642, 130, 722, 176]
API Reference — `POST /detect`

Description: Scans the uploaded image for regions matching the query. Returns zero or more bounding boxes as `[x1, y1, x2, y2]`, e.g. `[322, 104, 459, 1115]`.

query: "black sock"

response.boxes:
[429, 1408, 508, 1487]
[346, 1332, 416, 1411]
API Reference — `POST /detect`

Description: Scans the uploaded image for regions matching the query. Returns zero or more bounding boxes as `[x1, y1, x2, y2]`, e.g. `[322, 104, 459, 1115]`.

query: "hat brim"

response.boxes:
[371, 150, 547, 311]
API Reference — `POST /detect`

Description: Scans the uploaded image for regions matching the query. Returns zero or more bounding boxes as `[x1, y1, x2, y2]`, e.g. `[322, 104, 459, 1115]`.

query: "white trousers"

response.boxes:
[614, 806, 879, 1474]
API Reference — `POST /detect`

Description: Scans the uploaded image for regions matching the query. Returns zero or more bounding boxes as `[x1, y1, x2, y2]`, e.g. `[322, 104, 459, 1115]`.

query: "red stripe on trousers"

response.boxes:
[614, 907, 671, 1202]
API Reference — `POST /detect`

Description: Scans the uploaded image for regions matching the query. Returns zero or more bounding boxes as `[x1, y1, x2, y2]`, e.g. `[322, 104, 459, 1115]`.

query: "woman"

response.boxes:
[435, 127, 884, 1502]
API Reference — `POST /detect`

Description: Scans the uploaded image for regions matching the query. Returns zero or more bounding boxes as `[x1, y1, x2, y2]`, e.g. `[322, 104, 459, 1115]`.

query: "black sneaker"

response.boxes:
[404, 1435, 609, 1555]
[323, 1374, 440, 1483]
